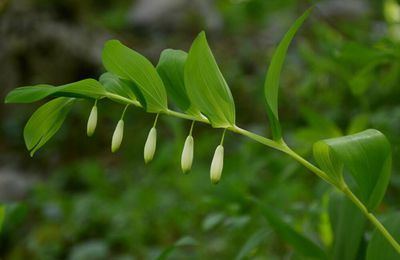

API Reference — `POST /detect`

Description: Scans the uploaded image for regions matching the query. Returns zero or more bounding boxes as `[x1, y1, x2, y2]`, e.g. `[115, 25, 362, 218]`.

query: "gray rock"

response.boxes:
[128, 0, 223, 31]
[0, 167, 38, 201]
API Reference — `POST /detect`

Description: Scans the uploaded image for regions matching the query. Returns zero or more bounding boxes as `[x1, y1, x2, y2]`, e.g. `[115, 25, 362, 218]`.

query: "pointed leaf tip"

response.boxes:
[185, 32, 236, 128]
[264, 8, 312, 140]
[102, 40, 167, 112]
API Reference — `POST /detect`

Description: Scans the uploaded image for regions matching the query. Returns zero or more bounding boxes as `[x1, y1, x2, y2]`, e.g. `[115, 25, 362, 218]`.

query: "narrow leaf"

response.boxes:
[185, 31, 235, 128]
[367, 212, 400, 260]
[313, 129, 392, 211]
[24, 97, 75, 156]
[157, 49, 201, 116]
[259, 203, 328, 259]
[5, 79, 106, 103]
[102, 40, 167, 112]
[264, 8, 312, 140]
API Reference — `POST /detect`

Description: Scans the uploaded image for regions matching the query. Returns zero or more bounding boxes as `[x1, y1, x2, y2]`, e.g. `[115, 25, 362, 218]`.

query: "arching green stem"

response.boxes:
[189, 120, 195, 136]
[99, 91, 400, 254]
[120, 104, 130, 119]
[153, 113, 160, 128]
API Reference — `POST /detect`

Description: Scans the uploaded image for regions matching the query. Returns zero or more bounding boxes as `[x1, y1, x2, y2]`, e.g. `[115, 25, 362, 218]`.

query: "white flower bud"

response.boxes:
[111, 120, 124, 153]
[144, 127, 157, 163]
[86, 105, 97, 137]
[210, 145, 224, 184]
[181, 135, 194, 174]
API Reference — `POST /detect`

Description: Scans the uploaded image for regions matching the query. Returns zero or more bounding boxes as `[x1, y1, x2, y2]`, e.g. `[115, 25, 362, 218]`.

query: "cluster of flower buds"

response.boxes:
[87, 104, 225, 184]
[179, 123, 225, 184]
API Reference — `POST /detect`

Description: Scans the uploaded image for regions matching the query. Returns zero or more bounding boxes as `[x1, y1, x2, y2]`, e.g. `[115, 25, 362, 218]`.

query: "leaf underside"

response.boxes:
[5, 79, 106, 104]
[24, 97, 75, 156]
[313, 129, 392, 211]
[99, 72, 145, 106]
[156, 49, 201, 117]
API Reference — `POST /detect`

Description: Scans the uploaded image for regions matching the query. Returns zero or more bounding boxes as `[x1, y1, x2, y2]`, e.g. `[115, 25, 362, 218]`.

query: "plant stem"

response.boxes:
[153, 113, 160, 128]
[121, 104, 129, 119]
[342, 185, 400, 254]
[189, 121, 195, 136]
[220, 129, 227, 145]
[230, 126, 400, 254]
[99, 94, 400, 253]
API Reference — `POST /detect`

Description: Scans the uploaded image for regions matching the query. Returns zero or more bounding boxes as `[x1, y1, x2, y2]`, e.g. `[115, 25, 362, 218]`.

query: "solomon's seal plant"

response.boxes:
[4, 7, 400, 258]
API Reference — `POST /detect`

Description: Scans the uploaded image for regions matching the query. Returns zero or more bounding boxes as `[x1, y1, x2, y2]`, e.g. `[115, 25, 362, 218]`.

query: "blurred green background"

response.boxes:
[1, 0, 400, 259]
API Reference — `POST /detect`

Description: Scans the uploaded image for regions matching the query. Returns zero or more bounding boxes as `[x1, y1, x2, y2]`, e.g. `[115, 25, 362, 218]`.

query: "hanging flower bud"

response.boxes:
[144, 127, 157, 163]
[86, 105, 98, 137]
[181, 135, 194, 174]
[111, 120, 124, 153]
[210, 145, 224, 184]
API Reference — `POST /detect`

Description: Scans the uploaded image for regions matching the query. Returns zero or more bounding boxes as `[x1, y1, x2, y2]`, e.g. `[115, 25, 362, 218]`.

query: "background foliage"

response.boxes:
[1, 0, 400, 259]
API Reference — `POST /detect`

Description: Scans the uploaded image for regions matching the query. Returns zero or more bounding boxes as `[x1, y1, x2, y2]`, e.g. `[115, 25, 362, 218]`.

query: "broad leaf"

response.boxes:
[99, 72, 145, 106]
[185, 31, 235, 128]
[259, 203, 328, 259]
[24, 97, 75, 156]
[5, 79, 106, 103]
[367, 212, 400, 260]
[102, 40, 167, 112]
[329, 192, 366, 260]
[313, 129, 392, 211]
[264, 8, 312, 140]
[157, 49, 201, 116]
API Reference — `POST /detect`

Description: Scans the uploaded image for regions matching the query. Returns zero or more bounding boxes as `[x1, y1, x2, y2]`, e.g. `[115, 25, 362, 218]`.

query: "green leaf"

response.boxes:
[24, 97, 75, 156]
[156, 236, 197, 260]
[367, 212, 400, 260]
[102, 40, 167, 112]
[264, 8, 312, 140]
[0, 205, 5, 232]
[156, 49, 201, 116]
[5, 79, 106, 103]
[329, 192, 367, 260]
[235, 229, 270, 260]
[99, 72, 145, 105]
[185, 31, 235, 128]
[313, 129, 392, 211]
[259, 203, 328, 259]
